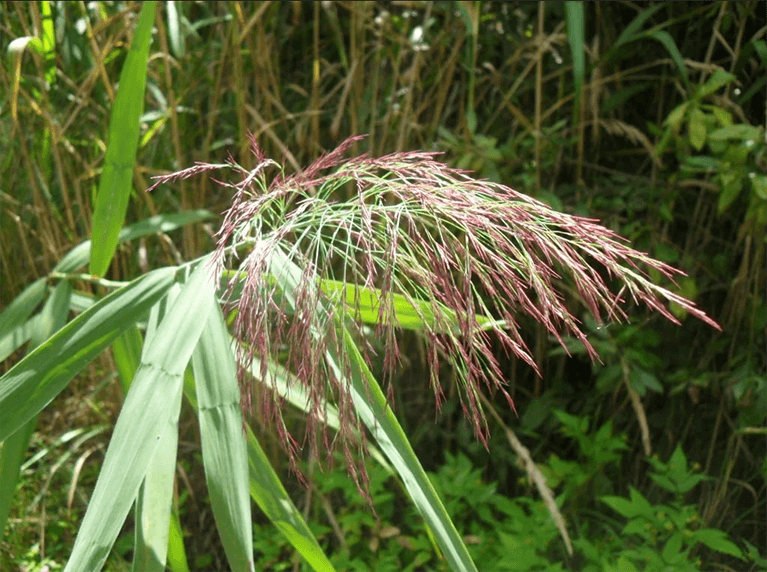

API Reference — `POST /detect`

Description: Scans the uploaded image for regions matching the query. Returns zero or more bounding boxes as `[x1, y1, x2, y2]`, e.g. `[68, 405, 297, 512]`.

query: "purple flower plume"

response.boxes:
[153, 135, 719, 478]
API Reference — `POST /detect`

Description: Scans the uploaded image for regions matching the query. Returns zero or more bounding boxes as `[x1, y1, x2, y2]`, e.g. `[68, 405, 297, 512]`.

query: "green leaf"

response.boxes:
[718, 170, 744, 213]
[0, 278, 47, 341]
[113, 308, 183, 572]
[112, 325, 144, 394]
[191, 306, 255, 572]
[564, 2, 585, 103]
[9, 35, 44, 57]
[600, 496, 637, 519]
[0, 420, 35, 540]
[692, 529, 744, 559]
[664, 103, 689, 131]
[89, 1, 157, 276]
[132, 378, 182, 572]
[602, 487, 654, 520]
[687, 107, 707, 151]
[647, 30, 689, 92]
[245, 426, 337, 572]
[40, 0, 56, 84]
[166, 1, 185, 58]
[63, 258, 216, 572]
[0, 281, 72, 536]
[319, 279, 496, 333]
[182, 330, 332, 571]
[709, 106, 732, 127]
[131, 297, 182, 572]
[335, 327, 479, 571]
[697, 69, 735, 99]
[613, 4, 664, 48]
[752, 174, 767, 200]
[0, 267, 176, 443]
[630, 367, 663, 395]
[615, 556, 640, 572]
[60, 210, 213, 273]
[0, 278, 48, 363]
[707, 124, 761, 141]
[166, 510, 191, 572]
[660, 533, 685, 564]
[683, 155, 720, 171]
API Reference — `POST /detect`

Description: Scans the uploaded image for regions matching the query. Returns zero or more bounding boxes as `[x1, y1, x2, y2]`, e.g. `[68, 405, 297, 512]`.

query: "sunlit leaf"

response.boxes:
[63, 258, 215, 572]
[0, 267, 176, 443]
[90, 2, 157, 276]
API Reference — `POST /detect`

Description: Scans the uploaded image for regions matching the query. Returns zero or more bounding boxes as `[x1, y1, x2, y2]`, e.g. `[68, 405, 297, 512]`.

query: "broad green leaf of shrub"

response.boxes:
[687, 107, 707, 151]
[660, 533, 686, 565]
[696, 69, 735, 99]
[692, 528, 744, 559]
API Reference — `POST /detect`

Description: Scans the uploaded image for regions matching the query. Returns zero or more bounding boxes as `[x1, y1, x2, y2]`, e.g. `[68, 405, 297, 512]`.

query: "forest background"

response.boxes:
[0, 1, 765, 571]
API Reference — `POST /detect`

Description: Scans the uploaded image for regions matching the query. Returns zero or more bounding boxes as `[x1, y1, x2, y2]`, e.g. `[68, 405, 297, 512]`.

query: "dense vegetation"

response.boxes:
[1, 2, 764, 571]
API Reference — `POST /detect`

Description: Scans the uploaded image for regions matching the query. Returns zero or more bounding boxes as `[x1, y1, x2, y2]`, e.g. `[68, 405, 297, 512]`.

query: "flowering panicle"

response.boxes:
[153, 135, 719, 478]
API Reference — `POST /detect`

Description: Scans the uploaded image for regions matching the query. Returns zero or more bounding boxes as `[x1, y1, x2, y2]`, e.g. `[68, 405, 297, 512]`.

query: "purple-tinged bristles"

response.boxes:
[156, 134, 720, 489]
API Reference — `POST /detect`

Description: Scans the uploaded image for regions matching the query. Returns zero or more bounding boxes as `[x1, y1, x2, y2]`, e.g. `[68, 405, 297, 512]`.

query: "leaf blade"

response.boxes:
[89, 1, 158, 276]
[63, 259, 215, 572]
[0, 267, 176, 442]
[191, 306, 255, 572]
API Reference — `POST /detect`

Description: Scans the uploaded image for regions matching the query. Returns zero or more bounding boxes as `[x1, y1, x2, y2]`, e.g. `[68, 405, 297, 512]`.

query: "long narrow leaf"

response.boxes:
[191, 305, 254, 572]
[112, 325, 144, 394]
[245, 426, 337, 572]
[132, 375, 182, 572]
[183, 348, 334, 572]
[565, 1, 585, 119]
[89, 1, 157, 276]
[166, 509, 191, 572]
[63, 259, 215, 572]
[0, 277, 47, 339]
[131, 299, 181, 572]
[647, 30, 689, 92]
[0, 267, 176, 442]
[0, 420, 35, 539]
[0, 278, 48, 362]
[225, 271, 496, 333]
[319, 279, 497, 333]
[0, 281, 72, 537]
[63, 210, 212, 274]
[334, 327, 477, 572]
[0, 321, 36, 364]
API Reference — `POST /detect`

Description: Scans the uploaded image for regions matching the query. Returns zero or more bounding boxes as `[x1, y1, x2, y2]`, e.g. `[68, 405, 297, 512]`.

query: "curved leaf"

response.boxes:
[64, 258, 215, 572]
[0, 266, 176, 443]
[0, 281, 72, 537]
[59, 210, 213, 273]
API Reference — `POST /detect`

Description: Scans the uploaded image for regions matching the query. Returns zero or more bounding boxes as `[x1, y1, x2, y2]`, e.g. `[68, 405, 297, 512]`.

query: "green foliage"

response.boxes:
[249, 427, 756, 572]
[1, 2, 764, 571]
[600, 447, 745, 570]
